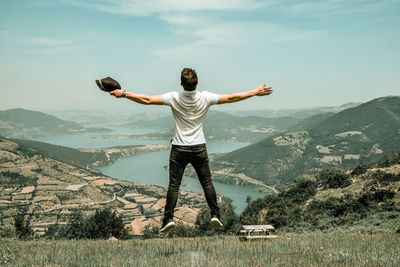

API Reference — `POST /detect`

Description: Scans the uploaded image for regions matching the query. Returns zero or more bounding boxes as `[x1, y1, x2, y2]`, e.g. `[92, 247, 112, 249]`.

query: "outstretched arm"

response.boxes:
[110, 90, 163, 105]
[217, 84, 273, 104]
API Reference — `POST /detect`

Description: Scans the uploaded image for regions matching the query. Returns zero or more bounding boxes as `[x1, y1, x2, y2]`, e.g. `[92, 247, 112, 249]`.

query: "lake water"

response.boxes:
[32, 126, 265, 214]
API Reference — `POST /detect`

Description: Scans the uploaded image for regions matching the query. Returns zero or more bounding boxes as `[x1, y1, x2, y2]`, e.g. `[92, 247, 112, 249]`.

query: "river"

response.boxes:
[32, 126, 265, 214]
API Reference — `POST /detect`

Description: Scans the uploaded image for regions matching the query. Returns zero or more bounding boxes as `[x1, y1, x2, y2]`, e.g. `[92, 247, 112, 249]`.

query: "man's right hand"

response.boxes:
[217, 83, 273, 104]
[255, 84, 273, 96]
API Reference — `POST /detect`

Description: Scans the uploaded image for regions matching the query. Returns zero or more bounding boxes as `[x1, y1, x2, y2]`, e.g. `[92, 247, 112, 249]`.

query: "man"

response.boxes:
[110, 68, 273, 233]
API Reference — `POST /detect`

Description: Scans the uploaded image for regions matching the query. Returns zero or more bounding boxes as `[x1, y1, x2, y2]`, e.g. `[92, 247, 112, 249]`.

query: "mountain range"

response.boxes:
[225, 102, 362, 119]
[0, 108, 111, 139]
[125, 110, 300, 143]
[211, 96, 400, 189]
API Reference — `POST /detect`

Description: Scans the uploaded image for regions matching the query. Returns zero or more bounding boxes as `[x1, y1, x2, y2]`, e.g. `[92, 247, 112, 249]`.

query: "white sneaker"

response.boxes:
[211, 217, 223, 228]
[159, 219, 175, 233]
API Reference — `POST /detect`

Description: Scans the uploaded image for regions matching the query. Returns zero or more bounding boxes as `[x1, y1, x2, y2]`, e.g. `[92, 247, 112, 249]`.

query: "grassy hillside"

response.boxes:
[0, 108, 111, 138]
[9, 138, 169, 169]
[212, 96, 400, 188]
[11, 138, 108, 168]
[240, 152, 400, 233]
[1, 233, 399, 266]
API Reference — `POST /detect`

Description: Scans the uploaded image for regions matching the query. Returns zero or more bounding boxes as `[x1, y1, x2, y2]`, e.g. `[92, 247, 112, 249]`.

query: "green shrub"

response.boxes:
[43, 224, 63, 239]
[366, 171, 400, 184]
[281, 178, 318, 204]
[142, 224, 160, 238]
[351, 162, 370, 176]
[0, 171, 37, 187]
[307, 197, 344, 218]
[14, 213, 33, 240]
[31, 168, 43, 173]
[316, 169, 351, 189]
[61, 210, 87, 239]
[60, 208, 128, 239]
[305, 194, 370, 229]
[15, 143, 40, 157]
[241, 179, 317, 229]
[196, 201, 241, 235]
[358, 189, 395, 206]
[85, 208, 128, 239]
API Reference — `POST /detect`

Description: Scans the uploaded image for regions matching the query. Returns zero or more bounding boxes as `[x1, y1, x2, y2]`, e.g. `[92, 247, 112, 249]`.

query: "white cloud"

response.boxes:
[59, 0, 396, 61]
[159, 14, 205, 26]
[63, 0, 267, 15]
[19, 37, 82, 56]
[153, 22, 321, 60]
[62, 0, 398, 18]
[24, 37, 77, 46]
[273, 0, 398, 17]
[34, 44, 84, 55]
[60, 0, 285, 59]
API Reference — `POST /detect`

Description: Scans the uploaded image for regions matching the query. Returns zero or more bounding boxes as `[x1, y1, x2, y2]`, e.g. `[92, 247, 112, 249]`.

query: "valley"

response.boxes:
[0, 137, 206, 236]
[2, 96, 400, 237]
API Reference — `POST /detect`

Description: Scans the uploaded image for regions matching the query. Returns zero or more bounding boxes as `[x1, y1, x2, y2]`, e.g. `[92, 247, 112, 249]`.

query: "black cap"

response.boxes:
[95, 77, 121, 92]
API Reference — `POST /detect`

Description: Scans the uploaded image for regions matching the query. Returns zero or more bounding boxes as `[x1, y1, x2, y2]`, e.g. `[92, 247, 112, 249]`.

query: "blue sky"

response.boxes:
[0, 0, 399, 112]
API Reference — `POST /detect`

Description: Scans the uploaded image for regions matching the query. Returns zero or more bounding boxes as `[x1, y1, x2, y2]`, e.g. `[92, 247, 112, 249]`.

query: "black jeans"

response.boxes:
[164, 144, 220, 220]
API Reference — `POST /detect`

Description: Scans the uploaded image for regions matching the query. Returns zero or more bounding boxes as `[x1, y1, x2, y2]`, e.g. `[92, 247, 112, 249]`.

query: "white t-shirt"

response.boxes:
[161, 90, 220, 145]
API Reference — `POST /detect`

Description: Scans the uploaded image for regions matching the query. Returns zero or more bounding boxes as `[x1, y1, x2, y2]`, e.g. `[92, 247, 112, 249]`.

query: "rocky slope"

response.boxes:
[240, 159, 400, 232]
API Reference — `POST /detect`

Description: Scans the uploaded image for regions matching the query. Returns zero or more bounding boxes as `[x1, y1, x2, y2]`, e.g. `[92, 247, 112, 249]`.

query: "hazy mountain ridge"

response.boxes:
[225, 102, 362, 119]
[124, 110, 300, 143]
[0, 108, 112, 139]
[211, 96, 400, 189]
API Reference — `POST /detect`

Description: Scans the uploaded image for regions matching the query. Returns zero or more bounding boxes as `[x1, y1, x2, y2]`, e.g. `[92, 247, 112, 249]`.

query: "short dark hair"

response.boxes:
[181, 68, 198, 91]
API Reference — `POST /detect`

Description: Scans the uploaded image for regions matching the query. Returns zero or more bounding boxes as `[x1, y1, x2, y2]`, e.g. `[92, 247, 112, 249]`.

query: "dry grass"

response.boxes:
[1, 232, 399, 266]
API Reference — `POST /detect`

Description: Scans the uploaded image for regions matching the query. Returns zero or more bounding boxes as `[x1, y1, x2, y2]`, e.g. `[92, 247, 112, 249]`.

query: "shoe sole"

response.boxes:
[159, 221, 175, 233]
[211, 218, 223, 228]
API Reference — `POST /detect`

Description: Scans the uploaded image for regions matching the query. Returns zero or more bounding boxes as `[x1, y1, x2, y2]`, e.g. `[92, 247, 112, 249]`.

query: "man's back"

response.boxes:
[108, 67, 272, 233]
[161, 90, 219, 145]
